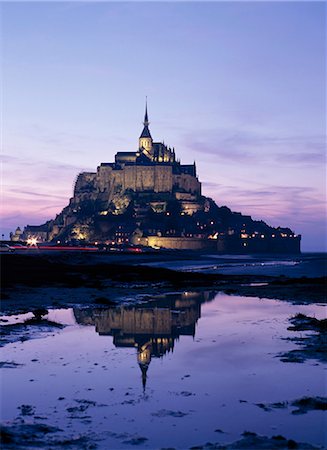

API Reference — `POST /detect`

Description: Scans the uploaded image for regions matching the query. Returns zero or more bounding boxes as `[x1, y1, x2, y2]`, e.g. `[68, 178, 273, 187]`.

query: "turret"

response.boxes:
[139, 100, 153, 156]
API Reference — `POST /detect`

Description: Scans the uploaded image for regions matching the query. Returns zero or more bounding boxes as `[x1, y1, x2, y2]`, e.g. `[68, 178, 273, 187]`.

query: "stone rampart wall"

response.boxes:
[97, 165, 174, 195]
[173, 173, 201, 195]
[125, 165, 173, 193]
[137, 236, 216, 250]
[216, 235, 301, 254]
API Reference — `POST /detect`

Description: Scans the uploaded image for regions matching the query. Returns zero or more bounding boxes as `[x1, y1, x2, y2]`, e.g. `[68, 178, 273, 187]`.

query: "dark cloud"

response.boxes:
[203, 181, 325, 230]
[8, 188, 67, 200]
[3, 153, 88, 172]
[18, 123, 110, 151]
[183, 129, 325, 166]
[184, 136, 254, 162]
[276, 152, 325, 164]
[1, 155, 18, 163]
[202, 181, 224, 189]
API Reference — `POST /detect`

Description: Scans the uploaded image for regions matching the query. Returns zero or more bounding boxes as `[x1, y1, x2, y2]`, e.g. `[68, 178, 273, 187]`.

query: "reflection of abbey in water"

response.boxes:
[74, 291, 215, 388]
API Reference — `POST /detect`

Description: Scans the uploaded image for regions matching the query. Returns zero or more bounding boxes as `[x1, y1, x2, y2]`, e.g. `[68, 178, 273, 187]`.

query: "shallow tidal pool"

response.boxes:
[1, 292, 326, 449]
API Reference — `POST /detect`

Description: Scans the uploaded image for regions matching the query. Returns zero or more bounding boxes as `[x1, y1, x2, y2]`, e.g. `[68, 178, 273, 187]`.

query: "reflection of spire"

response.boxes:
[137, 342, 152, 392]
[140, 364, 148, 391]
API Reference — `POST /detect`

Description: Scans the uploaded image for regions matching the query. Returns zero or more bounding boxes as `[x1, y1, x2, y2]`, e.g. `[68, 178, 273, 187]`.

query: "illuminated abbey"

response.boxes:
[13, 104, 301, 253]
[74, 103, 203, 219]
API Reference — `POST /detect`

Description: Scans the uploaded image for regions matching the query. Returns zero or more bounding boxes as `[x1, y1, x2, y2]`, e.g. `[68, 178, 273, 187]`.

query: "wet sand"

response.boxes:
[1, 295, 326, 449]
[1, 253, 326, 449]
[1, 253, 326, 315]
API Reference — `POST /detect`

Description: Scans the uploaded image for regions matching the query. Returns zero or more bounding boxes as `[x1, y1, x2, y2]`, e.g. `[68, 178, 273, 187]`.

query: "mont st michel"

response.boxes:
[2, 3, 326, 450]
[13, 104, 301, 254]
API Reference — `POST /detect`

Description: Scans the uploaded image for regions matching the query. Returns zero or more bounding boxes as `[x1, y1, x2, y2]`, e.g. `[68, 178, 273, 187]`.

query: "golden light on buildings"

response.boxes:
[27, 237, 38, 246]
[13, 105, 300, 254]
[137, 343, 151, 366]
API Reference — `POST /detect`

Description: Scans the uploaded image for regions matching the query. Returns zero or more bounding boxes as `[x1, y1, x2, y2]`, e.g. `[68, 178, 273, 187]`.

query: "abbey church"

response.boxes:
[14, 105, 301, 253]
[77, 103, 203, 218]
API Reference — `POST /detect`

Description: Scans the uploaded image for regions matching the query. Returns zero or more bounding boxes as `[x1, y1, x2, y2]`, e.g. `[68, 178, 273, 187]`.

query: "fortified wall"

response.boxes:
[136, 236, 217, 251]
[74, 160, 200, 205]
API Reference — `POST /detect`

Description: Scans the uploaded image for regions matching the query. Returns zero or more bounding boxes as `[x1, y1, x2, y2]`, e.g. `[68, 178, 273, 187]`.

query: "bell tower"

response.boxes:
[139, 100, 153, 157]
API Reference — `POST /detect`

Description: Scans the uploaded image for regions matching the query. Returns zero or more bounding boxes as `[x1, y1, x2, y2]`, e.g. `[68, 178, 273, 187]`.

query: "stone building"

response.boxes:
[10, 227, 23, 242]
[16, 104, 301, 253]
[72, 103, 202, 215]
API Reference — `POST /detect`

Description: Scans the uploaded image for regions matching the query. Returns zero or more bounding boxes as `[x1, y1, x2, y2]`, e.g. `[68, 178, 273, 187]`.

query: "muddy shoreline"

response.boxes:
[1, 254, 326, 315]
[1, 256, 326, 450]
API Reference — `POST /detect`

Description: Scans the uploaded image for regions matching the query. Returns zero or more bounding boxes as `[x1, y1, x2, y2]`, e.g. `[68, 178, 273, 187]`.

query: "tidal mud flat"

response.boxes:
[1, 253, 326, 314]
[1, 253, 326, 449]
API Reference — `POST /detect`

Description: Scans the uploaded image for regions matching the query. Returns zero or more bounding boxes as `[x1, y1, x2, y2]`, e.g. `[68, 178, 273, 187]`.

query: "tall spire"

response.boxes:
[144, 97, 149, 126]
[140, 97, 152, 140]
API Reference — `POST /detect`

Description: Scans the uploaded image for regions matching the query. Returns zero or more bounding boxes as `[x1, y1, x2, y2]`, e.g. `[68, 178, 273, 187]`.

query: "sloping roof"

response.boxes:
[140, 125, 152, 139]
[136, 152, 153, 164]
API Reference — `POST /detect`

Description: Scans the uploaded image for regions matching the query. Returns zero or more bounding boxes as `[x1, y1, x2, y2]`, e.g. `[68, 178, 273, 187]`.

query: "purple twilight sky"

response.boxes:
[1, 1, 326, 251]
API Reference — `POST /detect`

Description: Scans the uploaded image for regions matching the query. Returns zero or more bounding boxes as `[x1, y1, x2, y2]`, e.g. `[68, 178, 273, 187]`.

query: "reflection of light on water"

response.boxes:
[47, 309, 76, 326]
[1, 293, 326, 449]
[255, 261, 299, 267]
[0, 312, 34, 325]
[155, 260, 301, 273]
[143, 256, 306, 275]
[0, 308, 76, 326]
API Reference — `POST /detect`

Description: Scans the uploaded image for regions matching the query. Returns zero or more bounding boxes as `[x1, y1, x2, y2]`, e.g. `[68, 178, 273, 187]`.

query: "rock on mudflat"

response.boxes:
[190, 431, 320, 449]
